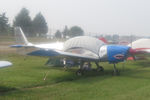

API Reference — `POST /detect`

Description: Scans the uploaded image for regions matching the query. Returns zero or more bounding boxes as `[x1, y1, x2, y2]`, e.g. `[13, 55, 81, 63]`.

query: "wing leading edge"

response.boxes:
[27, 49, 99, 61]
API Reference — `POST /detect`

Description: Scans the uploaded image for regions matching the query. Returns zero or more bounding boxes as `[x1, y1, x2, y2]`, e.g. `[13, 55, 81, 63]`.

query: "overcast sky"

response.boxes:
[0, 0, 150, 36]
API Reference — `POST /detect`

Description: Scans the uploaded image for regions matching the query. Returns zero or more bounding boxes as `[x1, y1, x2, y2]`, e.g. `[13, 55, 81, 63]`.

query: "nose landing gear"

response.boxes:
[112, 64, 120, 76]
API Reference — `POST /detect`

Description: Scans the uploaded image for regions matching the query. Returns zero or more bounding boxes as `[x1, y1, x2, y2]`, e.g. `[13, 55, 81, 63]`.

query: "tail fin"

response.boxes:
[98, 37, 108, 44]
[14, 27, 31, 45]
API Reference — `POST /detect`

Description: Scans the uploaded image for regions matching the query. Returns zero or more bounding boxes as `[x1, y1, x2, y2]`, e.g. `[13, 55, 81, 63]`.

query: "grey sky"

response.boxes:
[0, 0, 150, 36]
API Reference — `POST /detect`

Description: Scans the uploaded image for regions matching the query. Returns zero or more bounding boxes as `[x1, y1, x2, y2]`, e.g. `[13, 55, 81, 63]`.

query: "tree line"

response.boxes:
[0, 13, 13, 35]
[55, 25, 84, 38]
[0, 8, 84, 38]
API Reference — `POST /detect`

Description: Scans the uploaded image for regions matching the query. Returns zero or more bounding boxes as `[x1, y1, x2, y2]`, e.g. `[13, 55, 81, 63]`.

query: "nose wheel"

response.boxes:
[112, 64, 120, 76]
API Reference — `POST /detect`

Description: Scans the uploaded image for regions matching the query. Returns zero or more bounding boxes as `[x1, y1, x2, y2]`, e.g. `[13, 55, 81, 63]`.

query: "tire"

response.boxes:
[97, 66, 104, 72]
[76, 69, 84, 76]
[112, 70, 120, 76]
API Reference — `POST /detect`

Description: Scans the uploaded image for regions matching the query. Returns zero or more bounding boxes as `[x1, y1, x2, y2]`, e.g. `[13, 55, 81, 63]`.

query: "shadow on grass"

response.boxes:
[0, 86, 17, 95]
[133, 60, 150, 68]
[50, 63, 150, 83]
[48, 67, 124, 84]
[123, 69, 150, 80]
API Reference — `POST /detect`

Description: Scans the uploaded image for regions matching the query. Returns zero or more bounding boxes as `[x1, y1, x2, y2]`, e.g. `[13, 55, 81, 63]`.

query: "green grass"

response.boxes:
[0, 54, 150, 100]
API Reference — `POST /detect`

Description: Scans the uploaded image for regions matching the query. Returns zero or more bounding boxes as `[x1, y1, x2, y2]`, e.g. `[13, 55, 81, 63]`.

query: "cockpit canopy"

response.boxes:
[63, 36, 105, 55]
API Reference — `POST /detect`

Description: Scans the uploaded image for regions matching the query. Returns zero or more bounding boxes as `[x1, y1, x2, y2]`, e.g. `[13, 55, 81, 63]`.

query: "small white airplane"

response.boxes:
[128, 38, 150, 54]
[0, 61, 12, 68]
[12, 27, 139, 75]
[127, 38, 150, 60]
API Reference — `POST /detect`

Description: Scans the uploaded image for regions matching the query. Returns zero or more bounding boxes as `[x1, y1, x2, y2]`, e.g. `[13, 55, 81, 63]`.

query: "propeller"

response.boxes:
[127, 35, 137, 61]
[128, 48, 137, 61]
[128, 47, 147, 61]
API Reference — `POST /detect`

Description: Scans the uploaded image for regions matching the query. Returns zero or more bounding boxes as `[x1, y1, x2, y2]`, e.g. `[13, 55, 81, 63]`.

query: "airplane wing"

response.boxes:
[0, 61, 12, 68]
[27, 48, 99, 61]
[12, 27, 102, 62]
[12, 45, 100, 62]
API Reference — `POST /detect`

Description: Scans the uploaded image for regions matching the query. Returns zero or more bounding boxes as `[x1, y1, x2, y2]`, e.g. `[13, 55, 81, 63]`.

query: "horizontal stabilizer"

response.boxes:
[0, 61, 12, 68]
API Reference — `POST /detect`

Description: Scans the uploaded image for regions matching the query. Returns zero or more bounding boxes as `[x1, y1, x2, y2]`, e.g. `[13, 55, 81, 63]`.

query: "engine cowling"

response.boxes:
[99, 45, 130, 63]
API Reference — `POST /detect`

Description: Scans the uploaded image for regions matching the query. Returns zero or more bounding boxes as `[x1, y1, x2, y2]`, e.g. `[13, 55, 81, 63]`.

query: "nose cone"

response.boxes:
[129, 48, 137, 55]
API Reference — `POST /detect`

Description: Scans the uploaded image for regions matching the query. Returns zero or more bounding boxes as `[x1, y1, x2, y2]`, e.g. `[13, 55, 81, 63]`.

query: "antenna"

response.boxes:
[130, 34, 133, 48]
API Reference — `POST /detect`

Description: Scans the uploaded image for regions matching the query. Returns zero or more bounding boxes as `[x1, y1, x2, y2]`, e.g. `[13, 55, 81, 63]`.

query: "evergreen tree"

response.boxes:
[0, 13, 9, 33]
[13, 8, 32, 36]
[32, 12, 48, 36]
[62, 25, 69, 38]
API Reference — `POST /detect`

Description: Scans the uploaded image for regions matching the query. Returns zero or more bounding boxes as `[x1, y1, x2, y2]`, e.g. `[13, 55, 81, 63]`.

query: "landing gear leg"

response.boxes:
[45, 58, 51, 65]
[95, 62, 104, 72]
[63, 58, 67, 70]
[112, 64, 120, 76]
[76, 61, 84, 76]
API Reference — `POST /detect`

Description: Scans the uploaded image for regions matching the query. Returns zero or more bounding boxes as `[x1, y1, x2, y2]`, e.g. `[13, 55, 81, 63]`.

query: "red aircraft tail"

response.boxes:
[98, 37, 108, 44]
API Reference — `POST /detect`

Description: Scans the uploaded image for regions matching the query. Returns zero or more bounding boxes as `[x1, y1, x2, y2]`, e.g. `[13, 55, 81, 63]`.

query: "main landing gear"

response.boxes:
[76, 62, 104, 76]
[95, 62, 104, 72]
[75, 62, 119, 76]
[76, 62, 84, 76]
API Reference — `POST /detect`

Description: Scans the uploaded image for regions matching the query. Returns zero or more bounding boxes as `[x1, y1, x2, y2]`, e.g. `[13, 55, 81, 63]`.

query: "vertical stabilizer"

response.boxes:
[14, 27, 30, 45]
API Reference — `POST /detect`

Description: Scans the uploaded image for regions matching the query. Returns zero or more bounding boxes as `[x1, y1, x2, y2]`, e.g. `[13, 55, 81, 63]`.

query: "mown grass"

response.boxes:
[0, 54, 150, 100]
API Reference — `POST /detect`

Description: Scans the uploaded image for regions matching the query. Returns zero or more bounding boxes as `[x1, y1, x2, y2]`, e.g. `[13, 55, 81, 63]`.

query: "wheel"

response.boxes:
[112, 70, 120, 76]
[76, 69, 84, 76]
[97, 66, 104, 72]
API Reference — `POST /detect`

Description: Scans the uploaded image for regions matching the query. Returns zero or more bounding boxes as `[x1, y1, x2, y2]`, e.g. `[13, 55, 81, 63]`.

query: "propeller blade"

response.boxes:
[128, 48, 137, 61]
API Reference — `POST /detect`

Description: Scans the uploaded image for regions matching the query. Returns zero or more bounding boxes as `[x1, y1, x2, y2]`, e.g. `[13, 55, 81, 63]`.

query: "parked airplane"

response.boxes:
[128, 38, 150, 54]
[12, 27, 137, 75]
[127, 38, 150, 60]
[0, 61, 12, 68]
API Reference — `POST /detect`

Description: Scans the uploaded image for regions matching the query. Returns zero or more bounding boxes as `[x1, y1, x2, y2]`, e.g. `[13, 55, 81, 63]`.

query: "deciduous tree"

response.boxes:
[55, 30, 62, 38]
[69, 26, 84, 37]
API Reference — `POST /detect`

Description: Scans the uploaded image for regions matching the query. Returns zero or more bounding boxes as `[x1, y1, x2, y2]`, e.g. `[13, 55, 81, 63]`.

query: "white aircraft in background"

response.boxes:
[12, 27, 140, 76]
[0, 61, 12, 68]
[128, 38, 150, 54]
[127, 38, 150, 60]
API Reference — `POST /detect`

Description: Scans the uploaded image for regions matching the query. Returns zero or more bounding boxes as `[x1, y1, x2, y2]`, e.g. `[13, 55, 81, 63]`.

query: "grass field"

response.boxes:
[0, 53, 150, 100]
